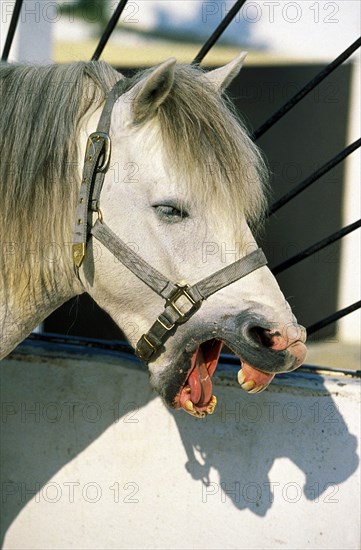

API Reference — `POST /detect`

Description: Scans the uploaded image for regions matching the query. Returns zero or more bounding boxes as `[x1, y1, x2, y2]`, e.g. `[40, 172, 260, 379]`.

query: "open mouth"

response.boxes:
[173, 327, 306, 418]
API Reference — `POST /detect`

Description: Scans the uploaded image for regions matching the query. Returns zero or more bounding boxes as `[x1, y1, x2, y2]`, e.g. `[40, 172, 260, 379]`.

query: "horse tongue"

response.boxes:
[188, 347, 212, 406]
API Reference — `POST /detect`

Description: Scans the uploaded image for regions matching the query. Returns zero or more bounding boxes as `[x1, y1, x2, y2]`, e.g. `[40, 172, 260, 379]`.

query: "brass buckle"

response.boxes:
[167, 283, 201, 323]
[156, 315, 174, 331]
[85, 132, 111, 173]
[73, 242, 86, 268]
[136, 335, 157, 361]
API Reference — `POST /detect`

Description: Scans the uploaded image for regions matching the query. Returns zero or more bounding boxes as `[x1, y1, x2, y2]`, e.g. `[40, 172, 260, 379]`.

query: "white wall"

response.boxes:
[1, 346, 360, 549]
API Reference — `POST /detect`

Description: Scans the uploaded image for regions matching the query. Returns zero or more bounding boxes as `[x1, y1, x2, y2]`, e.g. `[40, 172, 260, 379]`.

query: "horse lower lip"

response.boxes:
[223, 332, 308, 374]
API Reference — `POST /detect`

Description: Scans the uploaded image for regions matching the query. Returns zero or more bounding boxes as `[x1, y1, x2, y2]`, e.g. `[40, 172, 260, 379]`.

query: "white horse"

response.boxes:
[0, 54, 306, 418]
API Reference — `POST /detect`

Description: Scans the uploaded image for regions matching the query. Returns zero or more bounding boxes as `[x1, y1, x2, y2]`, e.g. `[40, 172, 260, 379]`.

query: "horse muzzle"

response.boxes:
[148, 312, 307, 418]
[220, 311, 307, 374]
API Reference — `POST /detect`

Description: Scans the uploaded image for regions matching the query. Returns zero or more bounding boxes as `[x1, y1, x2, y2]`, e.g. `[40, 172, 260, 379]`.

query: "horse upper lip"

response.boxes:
[225, 337, 306, 374]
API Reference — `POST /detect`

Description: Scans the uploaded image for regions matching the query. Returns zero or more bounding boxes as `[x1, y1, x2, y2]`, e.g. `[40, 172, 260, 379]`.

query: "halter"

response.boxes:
[72, 78, 268, 363]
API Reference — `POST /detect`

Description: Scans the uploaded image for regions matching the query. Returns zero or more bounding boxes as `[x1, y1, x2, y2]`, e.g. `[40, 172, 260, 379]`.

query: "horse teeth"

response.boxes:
[241, 380, 256, 391]
[248, 384, 265, 394]
[210, 394, 217, 405]
[237, 369, 246, 385]
[184, 386, 191, 393]
[183, 400, 207, 418]
[184, 400, 195, 412]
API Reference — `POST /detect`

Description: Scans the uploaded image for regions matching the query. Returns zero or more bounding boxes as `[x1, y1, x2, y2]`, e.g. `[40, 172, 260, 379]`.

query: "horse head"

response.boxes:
[77, 55, 307, 418]
[0, 55, 306, 418]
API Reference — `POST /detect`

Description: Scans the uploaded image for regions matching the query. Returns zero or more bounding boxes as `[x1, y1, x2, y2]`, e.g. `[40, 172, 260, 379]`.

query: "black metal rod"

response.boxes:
[192, 0, 248, 65]
[91, 0, 129, 61]
[252, 37, 361, 141]
[268, 139, 361, 216]
[307, 301, 361, 336]
[1, 0, 24, 62]
[272, 219, 361, 275]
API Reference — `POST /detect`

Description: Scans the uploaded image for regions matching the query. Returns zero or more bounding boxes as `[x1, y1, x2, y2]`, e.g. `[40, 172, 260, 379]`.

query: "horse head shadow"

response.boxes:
[170, 371, 359, 516]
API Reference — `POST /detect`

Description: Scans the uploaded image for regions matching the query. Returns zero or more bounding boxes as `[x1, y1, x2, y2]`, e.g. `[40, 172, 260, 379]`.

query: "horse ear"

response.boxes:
[203, 51, 247, 92]
[120, 58, 176, 125]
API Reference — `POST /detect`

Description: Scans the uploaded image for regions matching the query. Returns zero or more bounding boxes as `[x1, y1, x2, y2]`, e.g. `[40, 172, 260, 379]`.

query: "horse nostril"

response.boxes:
[248, 324, 307, 350]
[249, 327, 282, 349]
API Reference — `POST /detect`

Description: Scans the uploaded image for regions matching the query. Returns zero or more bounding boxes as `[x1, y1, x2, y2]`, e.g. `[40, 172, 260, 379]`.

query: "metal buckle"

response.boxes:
[167, 283, 201, 323]
[135, 286, 202, 363]
[72, 242, 86, 268]
[136, 335, 158, 361]
[85, 132, 111, 173]
[156, 315, 174, 331]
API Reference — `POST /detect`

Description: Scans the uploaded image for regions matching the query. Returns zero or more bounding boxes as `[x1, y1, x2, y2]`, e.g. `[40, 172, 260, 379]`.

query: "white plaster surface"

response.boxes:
[1, 345, 359, 549]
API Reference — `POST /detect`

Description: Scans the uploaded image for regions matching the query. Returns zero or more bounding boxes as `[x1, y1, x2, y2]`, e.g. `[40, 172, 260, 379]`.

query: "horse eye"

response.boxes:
[153, 204, 189, 222]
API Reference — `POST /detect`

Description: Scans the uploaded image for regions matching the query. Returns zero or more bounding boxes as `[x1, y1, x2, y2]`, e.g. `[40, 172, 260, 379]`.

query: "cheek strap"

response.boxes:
[91, 219, 267, 362]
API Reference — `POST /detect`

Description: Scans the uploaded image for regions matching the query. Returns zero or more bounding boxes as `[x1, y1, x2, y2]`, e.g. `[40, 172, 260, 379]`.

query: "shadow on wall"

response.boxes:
[0, 344, 359, 544]
[171, 385, 359, 516]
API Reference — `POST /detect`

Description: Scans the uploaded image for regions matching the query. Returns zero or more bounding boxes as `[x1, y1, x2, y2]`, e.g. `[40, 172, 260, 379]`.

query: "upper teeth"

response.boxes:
[242, 380, 256, 391]
[237, 368, 246, 385]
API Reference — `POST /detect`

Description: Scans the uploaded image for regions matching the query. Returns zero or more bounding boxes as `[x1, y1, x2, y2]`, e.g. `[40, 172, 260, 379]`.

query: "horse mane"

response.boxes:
[0, 60, 121, 250]
[0, 59, 267, 299]
[150, 64, 269, 233]
[0, 60, 122, 298]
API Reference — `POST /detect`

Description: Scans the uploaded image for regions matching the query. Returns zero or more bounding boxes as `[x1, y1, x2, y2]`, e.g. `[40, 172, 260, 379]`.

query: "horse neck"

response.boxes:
[0, 242, 83, 359]
[0, 138, 89, 360]
[0, 72, 109, 360]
